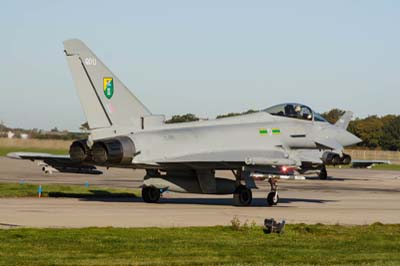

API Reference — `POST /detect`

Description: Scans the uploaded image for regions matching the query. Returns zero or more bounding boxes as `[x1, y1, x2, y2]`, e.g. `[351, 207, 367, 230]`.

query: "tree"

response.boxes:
[381, 115, 397, 128]
[321, 109, 345, 124]
[80, 122, 90, 131]
[50, 127, 59, 132]
[348, 116, 383, 149]
[380, 116, 400, 151]
[165, 113, 199, 124]
[216, 109, 258, 119]
[0, 121, 8, 131]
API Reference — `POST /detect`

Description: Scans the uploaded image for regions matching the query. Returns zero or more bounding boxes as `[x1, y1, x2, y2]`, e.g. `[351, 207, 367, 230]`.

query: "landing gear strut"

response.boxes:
[233, 185, 253, 206]
[232, 169, 253, 206]
[142, 186, 161, 203]
[267, 178, 279, 206]
[319, 165, 328, 180]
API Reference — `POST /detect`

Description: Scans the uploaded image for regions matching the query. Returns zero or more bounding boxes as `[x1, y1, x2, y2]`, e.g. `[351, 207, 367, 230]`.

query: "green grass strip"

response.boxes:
[0, 147, 68, 157]
[0, 183, 138, 198]
[0, 224, 399, 265]
[370, 164, 400, 171]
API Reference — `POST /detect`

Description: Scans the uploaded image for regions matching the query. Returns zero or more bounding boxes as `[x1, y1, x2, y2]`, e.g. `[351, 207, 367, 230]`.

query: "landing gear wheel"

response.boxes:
[342, 155, 351, 165]
[331, 155, 341, 165]
[267, 191, 279, 206]
[233, 186, 252, 206]
[319, 166, 328, 180]
[142, 186, 161, 203]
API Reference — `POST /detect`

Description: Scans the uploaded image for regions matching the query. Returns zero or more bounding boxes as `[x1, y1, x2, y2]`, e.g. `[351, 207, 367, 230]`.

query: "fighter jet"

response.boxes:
[8, 39, 361, 206]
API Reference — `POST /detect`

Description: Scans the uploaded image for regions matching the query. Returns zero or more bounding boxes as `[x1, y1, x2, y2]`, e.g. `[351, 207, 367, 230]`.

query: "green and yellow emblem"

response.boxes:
[272, 128, 281, 134]
[103, 77, 114, 99]
[259, 128, 268, 135]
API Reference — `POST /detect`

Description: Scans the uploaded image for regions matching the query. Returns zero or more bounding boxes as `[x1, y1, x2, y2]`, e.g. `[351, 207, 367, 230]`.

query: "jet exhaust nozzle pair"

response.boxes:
[69, 137, 136, 165]
[322, 152, 351, 166]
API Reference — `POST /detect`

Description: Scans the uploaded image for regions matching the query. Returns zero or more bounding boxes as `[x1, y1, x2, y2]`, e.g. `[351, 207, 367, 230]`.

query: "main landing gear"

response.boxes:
[233, 177, 280, 206]
[142, 186, 161, 203]
[232, 169, 254, 206]
[232, 169, 281, 206]
[233, 185, 253, 206]
[319, 165, 328, 180]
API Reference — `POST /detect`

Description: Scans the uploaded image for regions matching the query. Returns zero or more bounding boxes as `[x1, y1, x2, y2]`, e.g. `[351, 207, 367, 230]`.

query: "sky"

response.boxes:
[1, 0, 399, 131]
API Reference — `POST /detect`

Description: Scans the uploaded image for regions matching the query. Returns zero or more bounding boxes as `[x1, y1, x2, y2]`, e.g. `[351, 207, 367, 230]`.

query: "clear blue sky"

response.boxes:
[1, 0, 399, 130]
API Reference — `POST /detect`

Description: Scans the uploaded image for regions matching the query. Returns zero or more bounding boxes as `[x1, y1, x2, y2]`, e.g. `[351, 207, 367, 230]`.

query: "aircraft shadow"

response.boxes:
[48, 190, 138, 199]
[304, 176, 345, 181]
[0, 223, 21, 228]
[48, 190, 334, 206]
[279, 197, 335, 204]
[156, 197, 334, 206]
[74, 195, 334, 206]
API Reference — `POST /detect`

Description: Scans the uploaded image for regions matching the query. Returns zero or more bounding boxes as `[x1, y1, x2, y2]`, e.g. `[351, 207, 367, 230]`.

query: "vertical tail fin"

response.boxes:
[63, 39, 151, 130]
[335, 111, 353, 129]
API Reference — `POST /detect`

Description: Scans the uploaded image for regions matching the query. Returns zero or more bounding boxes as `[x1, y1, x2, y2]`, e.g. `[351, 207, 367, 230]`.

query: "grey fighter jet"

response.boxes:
[8, 39, 361, 206]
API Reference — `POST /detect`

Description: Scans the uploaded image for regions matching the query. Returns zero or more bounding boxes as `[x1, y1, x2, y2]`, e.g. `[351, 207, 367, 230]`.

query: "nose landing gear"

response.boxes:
[267, 178, 279, 206]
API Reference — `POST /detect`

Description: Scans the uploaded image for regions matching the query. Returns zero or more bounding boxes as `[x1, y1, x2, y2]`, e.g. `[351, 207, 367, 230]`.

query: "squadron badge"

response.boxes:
[103, 77, 114, 99]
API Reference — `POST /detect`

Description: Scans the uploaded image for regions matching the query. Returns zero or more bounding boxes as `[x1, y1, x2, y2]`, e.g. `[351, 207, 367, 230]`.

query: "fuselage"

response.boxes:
[125, 111, 360, 166]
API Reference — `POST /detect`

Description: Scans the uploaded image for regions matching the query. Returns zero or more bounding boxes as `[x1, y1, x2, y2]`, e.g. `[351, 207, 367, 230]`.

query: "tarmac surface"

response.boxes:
[1, 157, 400, 228]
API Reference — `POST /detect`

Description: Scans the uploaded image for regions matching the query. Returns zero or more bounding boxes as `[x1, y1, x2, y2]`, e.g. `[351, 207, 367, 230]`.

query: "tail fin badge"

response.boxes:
[103, 77, 114, 99]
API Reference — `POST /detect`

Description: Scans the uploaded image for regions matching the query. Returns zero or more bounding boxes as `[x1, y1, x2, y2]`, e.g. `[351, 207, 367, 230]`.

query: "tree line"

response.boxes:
[322, 109, 400, 151]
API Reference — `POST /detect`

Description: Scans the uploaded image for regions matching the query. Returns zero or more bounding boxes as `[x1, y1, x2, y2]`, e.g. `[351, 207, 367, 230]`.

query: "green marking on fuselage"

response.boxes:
[272, 128, 281, 134]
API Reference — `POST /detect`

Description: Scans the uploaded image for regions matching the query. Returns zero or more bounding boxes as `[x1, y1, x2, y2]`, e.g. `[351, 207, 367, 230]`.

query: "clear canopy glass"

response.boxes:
[264, 103, 327, 122]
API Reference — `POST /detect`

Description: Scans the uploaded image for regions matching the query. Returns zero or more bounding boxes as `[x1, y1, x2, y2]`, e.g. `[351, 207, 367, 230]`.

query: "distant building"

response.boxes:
[7, 131, 15, 139]
[20, 133, 29, 139]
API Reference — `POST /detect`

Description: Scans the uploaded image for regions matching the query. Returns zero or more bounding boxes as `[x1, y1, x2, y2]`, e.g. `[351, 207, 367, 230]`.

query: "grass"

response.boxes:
[0, 146, 68, 157]
[0, 224, 400, 265]
[0, 138, 70, 156]
[328, 164, 400, 171]
[0, 183, 138, 198]
[370, 164, 400, 171]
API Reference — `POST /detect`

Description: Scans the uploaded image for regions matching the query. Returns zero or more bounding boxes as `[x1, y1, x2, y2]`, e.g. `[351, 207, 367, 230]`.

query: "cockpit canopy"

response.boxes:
[264, 103, 327, 122]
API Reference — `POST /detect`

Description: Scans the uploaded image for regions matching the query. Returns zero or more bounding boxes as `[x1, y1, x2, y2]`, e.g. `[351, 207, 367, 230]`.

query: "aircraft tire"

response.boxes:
[331, 155, 341, 165]
[341, 155, 351, 165]
[233, 186, 252, 206]
[319, 166, 328, 180]
[142, 186, 160, 203]
[267, 192, 279, 206]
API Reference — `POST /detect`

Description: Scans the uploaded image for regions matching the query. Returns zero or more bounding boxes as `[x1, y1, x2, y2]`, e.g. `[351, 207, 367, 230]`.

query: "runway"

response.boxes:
[1, 157, 400, 227]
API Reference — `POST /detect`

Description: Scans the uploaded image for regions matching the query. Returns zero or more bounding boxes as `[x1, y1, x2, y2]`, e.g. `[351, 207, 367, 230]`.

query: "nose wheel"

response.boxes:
[267, 191, 279, 205]
[267, 178, 279, 206]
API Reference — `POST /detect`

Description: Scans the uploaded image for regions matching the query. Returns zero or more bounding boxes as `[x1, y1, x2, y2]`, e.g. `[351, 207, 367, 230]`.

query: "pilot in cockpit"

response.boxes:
[265, 103, 316, 121]
[284, 104, 296, 117]
[294, 105, 302, 118]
